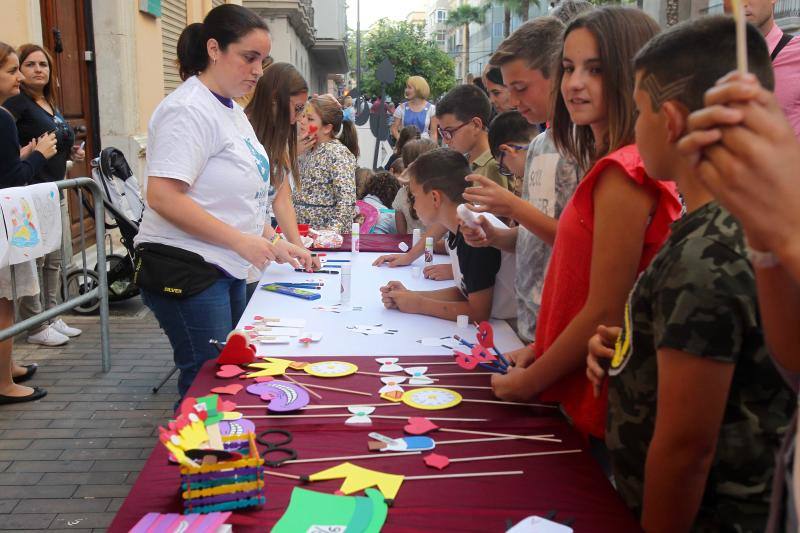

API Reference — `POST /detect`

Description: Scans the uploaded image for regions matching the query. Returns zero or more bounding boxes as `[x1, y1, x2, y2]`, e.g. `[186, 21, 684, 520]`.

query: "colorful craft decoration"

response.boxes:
[421, 449, 582, 471]
[216, 331, 256, 365]
[245, 381, 310, 412]
[210, 384, 243, 395]
[399, 387, 462, 410]
[245, 357, 295, 378]
[304, 360, 358, 378]
[404, 417, 563, 443]
[379, 376, 406, 397]
[216, 365, 246, 379]
[345, 406, 376, 425]
[271, 487, 388, 533]
[376, 357, 403, 373]
[368, 432, 435, 452]
[130, 511, 232, 533]
[306, 462, 405, 500]
[476, 321, 511, 368]
[219, 418, 255, 438]
[404, 366, 434, 386]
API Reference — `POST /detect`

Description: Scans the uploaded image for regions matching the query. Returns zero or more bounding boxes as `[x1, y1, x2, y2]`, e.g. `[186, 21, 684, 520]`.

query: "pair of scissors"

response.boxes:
[256, 429, 297, 467]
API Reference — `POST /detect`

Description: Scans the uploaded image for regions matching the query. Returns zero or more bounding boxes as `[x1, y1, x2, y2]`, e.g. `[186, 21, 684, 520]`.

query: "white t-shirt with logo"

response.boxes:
[135, 76, 271, 280]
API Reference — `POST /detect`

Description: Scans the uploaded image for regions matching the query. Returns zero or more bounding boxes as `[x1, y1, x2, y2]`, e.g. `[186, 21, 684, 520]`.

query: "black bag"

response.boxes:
[133, 242, 220, 299]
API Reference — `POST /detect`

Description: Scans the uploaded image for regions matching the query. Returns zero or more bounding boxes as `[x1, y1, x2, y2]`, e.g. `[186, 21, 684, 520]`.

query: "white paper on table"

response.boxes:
[506, 516, 573, 533]
[0, 183, 61, 265]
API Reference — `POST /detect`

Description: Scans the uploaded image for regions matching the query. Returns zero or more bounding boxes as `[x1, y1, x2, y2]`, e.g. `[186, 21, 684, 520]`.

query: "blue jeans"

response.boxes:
[141, 277, 246, 398]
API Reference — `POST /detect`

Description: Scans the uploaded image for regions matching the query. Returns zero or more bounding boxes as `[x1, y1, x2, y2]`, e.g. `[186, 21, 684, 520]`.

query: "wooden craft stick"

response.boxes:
[396, 362, 459, 366]
[448, 449, 581, 463]
[427, 372, 495, 377]
[731, 0, 748, 73]
[286, 371, 439, 382]
[410, 385, 491, 391]
[264, 470, 302, 480]
[301, 403, 402, 410]
[438, 428, 561, 443]
[299, 382, 372, 397]
[462, 398, 559, 409]
[405, 470, 523, 481]
[284, 451, 421, 464]
[437, 435, 562, 445]
[284, 373, 323, 400]
[245, 414, 487, 422]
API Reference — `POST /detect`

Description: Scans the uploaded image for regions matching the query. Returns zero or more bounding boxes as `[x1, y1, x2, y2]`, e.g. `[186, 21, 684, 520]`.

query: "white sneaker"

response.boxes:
[52, 318, 82, 337]
[27, 326, 69, 346]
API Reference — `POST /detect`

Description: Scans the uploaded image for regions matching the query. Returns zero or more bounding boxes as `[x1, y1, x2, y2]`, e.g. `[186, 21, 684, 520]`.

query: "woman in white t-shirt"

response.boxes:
[133, 4, 312, 398]
[390, 76, 438, 142]
[244, 62, 321, 300]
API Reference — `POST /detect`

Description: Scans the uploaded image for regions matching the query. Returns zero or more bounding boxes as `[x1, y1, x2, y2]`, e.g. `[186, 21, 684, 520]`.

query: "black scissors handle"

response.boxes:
[256, 429, 297, 467]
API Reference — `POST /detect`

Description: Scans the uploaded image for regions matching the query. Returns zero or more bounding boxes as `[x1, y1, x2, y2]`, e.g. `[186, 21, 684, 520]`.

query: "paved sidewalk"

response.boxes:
[0, 297, 177, 532]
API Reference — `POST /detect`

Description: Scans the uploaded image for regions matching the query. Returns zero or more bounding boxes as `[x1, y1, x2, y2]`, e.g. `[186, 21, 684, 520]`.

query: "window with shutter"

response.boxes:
[162, 0, 187, 95]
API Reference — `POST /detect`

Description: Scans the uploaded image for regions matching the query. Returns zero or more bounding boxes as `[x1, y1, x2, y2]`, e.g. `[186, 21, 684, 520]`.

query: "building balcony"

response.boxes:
[244, 0, 315, 47]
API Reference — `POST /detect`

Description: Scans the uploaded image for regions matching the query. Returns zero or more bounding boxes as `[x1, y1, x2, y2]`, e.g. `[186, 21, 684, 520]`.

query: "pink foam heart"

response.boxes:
[423, 453, 450, 470]
[404, 417, 439, 435]
[218, 399, 237, 412]
[254, 376, 275, 383]
[216, 365, 245, 379]
[211, 384, 243, 395]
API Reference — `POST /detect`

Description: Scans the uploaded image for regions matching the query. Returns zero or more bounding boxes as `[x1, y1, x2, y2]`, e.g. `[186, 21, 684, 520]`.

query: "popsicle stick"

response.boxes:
[301, 403, 402, 410]
[396, 362, 459, 366]
[264, 470, 301, 480]
[437, 435, 561, 445]
[284, 373, 323, 400]
[448, 449, 581, 463]
[299, 382, 373, 397]
[245, 414, 487, 422]
[284, 451, 421, 464]
[410, 385, 491, 391]
[731, 0, 748, 73]
[462, 398, 559, 409]
[405, 470, 523, 481]
[438, 427, 561, 443]
[286, 371, 439, 382]
[426, 372, 495, 377]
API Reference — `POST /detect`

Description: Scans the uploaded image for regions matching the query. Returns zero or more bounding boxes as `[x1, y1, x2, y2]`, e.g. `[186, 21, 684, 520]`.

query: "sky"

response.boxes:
[345, 0, 430, 30]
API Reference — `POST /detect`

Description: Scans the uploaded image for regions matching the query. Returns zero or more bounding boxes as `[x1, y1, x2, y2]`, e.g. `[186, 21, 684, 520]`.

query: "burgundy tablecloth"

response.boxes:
[110, 356, 640, 532]
[313, 234, 411, 253]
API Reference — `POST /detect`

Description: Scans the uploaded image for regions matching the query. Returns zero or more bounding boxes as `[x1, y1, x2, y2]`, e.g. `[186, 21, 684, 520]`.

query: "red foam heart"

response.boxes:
[216, 365, 246, 379]
[218, 399, 237, 412]
[254, 376, 275, 383]
[211, 384, 243, 395]
[404, 417, 439, 435]
[423, 453, 450, 470]
[217, 332, 256, 365]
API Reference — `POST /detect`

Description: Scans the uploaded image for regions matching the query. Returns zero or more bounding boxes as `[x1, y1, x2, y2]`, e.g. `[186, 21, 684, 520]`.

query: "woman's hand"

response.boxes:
[506, 345, 536, 368]
[586, 325, 619, 398]
[35, 131, 58, 160]
[71, 144, 86, 163]
[19, 139, 35, 159]
[234, 234, 278, 270]
[273, 239, 310, 269]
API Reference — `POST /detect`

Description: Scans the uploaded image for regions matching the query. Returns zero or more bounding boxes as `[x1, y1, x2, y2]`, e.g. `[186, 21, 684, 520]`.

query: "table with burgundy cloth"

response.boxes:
[108, 235, 640, 532]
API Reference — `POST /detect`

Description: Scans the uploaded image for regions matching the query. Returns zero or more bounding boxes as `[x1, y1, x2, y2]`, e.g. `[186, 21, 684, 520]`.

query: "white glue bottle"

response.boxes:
[340, 263, 352, 302]
[351, 222, 360, 253]
[412, 228, 421, 248]
[424, 236, 434, 263]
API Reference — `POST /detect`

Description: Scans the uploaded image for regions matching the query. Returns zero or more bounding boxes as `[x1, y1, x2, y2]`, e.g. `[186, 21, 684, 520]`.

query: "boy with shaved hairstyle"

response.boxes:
[586, 16, 794, 532]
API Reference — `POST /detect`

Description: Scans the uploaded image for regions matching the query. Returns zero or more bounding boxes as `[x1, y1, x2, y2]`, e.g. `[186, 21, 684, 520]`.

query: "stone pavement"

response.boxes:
[0, 296, 177, 532]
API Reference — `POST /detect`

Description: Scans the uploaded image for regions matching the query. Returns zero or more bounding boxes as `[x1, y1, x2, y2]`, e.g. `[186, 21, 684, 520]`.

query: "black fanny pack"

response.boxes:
[133, 242, 220, 299]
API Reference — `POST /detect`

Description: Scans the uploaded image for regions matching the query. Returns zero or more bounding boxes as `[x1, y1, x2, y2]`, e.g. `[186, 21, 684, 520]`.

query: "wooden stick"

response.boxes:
[264, 470, 301, 480]
[405, 470, 523, 481]
[301, 403, 402, 410]
[462, 398, 559, 409]
[396, 362, 459, 366]
[299, 382, 372, 397]
[732, 0, 748, 74]
[409, 385, 491, 391]
[427, 372, 494, 377]
[448, 449, 581, 463]
[245, 414, 487, 422]
[286, 371, 440, 382]
[284, 373, 323, 400]
[437, 435, 561, 445]
[438, 427, 561, 443]
[284, 451, 421, 464]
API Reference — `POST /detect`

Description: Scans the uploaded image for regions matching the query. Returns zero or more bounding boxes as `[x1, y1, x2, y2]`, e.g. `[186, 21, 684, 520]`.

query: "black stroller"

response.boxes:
[64, 147, 143, 314]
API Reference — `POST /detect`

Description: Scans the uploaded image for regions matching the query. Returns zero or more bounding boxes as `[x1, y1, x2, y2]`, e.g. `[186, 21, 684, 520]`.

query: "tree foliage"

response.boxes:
[351, 20, 456, 103]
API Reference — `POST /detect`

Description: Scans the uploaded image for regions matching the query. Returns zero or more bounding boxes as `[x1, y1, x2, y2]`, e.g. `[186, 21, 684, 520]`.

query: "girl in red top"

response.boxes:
[491, 7, 682, 440]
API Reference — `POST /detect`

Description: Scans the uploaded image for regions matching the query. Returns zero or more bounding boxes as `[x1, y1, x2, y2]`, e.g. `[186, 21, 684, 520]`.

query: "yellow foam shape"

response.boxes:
[309, 462, 404, 499]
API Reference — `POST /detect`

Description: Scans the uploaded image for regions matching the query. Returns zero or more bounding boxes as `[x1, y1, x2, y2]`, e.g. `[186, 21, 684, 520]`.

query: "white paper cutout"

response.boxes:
[346, 324, 398, 336]
[375, 357, 403, 373]
[254, 336, 292, 344]
[252, 316, 306, 328]
[0, 183, 61, 265]
[378, 376, 407, 394]
[313, 304, 363, 313]
[417, 336, 457, 349]
[344, 406, 376, 425]
[404, 366, 433, 386]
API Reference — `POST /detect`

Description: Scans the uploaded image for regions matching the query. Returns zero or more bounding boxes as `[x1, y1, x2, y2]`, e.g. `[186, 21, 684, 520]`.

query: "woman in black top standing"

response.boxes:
[0, 41, 57, 403]
[4, 44, 85, 347]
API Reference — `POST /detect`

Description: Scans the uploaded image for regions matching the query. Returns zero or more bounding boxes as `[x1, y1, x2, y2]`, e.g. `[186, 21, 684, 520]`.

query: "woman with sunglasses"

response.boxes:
[244, 62, 321, 300]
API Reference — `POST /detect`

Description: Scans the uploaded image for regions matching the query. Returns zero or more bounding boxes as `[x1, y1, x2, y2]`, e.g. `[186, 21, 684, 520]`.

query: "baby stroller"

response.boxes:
[63, 147, 144, 314]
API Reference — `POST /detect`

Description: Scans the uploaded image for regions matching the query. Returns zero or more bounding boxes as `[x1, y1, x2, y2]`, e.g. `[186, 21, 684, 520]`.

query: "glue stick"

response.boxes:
[340, 263, 352, 302]
[424, 237, 434, 263]
[412, 228, 421, 248]
[351, 222, 360, 253]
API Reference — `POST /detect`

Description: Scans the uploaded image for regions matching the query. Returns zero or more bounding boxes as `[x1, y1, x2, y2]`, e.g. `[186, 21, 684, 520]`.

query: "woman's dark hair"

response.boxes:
[394, 126, 420, 155]
[177, 4, 269, 81]
[17, 44, 57, 110]
[362, 170, 401, 207]
[246, 62, 307, 188]
[309, 95, 360, 158]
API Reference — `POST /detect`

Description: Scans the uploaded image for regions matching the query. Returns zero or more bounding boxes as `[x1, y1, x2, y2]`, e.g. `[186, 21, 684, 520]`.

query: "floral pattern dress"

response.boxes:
[293, 139, 357, 233]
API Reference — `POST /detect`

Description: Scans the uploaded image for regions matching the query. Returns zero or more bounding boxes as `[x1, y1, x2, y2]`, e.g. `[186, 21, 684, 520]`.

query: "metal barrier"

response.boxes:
[0, 177, 111, 372]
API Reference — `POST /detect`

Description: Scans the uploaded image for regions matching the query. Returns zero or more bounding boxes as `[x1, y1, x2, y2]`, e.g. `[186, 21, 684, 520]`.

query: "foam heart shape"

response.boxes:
[404, 417, 439, 435]
[289, 361, 309, 370]
[216, 365, 246, 379]
[423, 452, 450, 470]
[254, 376, 275, 383]
[211, 384, 243, 395]
[216, 331, 257, 365]
[218, 399, 237, 412]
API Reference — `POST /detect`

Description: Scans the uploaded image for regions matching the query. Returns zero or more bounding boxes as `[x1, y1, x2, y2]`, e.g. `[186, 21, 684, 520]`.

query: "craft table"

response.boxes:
[109, 355, 641, 532]
[245, 250, 524, 357]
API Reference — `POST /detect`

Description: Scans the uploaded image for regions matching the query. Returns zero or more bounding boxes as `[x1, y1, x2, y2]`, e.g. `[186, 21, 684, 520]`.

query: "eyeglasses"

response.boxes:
[437, 122, 470, 142]
[497, 144, 529, 177]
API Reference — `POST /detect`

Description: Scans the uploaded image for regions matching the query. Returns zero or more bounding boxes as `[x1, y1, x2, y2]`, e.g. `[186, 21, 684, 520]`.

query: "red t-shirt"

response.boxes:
[533, 144, 682, 439]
